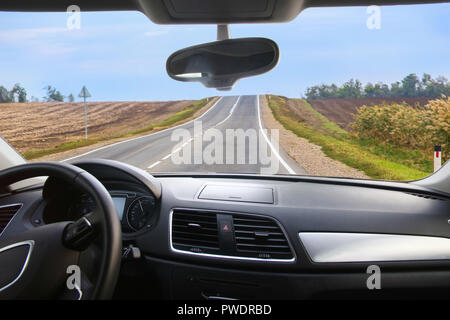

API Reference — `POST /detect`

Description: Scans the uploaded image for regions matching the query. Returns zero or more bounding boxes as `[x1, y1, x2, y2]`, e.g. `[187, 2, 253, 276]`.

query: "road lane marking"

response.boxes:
[147, 161, 161, 169]
[162, 154, 171, 160]
[256, 95, 296, 175]
[214, 96, 241, 127]
[62, 97, 224, 162]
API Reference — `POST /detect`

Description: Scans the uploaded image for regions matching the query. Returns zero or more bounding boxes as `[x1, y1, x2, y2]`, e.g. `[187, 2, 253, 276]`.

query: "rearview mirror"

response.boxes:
[166, 38, 279, 91]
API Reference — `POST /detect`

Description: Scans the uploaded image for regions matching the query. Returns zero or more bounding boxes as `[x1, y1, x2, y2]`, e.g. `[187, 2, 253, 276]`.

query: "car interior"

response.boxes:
[0, 0, 449, 300]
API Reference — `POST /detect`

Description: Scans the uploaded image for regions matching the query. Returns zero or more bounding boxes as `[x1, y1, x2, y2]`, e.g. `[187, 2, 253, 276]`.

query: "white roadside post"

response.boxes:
[434, 146, 442, 172]
[78, 86, 92, 140]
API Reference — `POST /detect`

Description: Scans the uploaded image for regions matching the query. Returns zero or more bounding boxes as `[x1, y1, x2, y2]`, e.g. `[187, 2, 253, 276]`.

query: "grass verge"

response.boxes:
[23, 98, 211, 160]
[267, 95, 430, 180]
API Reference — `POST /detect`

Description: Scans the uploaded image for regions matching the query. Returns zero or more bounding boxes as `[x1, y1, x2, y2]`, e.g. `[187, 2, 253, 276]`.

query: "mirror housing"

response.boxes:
[166, 37, 279, 91]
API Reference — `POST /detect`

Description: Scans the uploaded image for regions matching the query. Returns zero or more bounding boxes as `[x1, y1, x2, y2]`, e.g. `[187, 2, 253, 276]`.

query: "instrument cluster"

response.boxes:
[68, 190, 158, 233]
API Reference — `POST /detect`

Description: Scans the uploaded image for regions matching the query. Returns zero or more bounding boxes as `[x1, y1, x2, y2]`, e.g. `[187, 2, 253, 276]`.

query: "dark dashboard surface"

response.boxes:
[1, 161, 449, 299]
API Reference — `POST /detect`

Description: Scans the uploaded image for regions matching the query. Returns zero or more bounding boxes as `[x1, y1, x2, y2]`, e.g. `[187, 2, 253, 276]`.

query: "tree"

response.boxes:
[305, 86, 320, 99]
[304, 73, 450, 100]
[364, 83, 376, 97]
[67, 93, 75, 102]
[12, 83, 27, 102]
[0, 86, 13, 103]
[43, 85, 64, 102]
[390, 81, 402, 98]
[400, 73, 420, 97]
[337, 79, 362, 98]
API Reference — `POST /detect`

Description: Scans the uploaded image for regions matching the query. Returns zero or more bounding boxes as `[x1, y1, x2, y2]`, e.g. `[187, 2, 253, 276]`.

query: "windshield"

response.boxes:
[0, 4, 449, 180]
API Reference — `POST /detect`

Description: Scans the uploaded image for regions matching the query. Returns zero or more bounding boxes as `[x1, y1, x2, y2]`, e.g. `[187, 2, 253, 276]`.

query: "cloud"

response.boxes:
[0, 27, 68, 43]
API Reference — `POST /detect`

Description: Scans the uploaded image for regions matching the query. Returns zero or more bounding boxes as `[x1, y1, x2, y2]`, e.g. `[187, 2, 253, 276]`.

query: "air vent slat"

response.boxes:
[235, 236, 287, 243]
[233, 214, 294, 260]
[173, 216, 217, 223]
[0, 204, 22, 233]
[236, 243, 290, 249]
[235, 230, 284, 237]
[233, 224, 279, 230]
[172, 210, 219, 254]
[173, 236, 218, 246]
[173, 220, 217, 227]
[172, 243, 220, 252]
[173, 227, 218, 235]
[405, 192, 448, 201]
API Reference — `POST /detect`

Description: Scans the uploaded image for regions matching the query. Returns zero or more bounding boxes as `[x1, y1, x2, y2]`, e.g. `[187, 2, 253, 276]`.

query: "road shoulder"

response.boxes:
[260, 95, 369, 179]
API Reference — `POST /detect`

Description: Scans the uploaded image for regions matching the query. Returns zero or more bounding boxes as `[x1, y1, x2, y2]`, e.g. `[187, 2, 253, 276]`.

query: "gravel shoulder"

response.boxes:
[260, 95, 369, 179]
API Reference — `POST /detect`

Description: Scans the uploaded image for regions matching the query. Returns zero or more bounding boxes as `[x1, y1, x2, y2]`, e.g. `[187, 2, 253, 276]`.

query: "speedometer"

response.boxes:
[126, 196, 156, 231]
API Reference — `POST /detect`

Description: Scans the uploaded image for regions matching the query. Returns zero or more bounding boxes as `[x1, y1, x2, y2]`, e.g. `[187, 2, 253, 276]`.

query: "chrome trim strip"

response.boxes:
[0, 240, 34, 292]
[299, 232, 450, 263]
[0, 203, 23, 239]
[169, 208, 296, 263]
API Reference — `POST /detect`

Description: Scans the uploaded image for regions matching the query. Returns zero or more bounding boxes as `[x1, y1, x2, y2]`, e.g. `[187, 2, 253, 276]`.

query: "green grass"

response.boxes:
[23, 98, 210, 160]
[128, 98, 208, 135]
[23, 139, 102, 160]
[267, 95, 430, 180]
[301, 99, 348, 136]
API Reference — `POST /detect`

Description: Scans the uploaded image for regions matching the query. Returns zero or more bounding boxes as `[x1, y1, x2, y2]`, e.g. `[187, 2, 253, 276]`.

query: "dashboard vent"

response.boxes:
[172, 209, 219, 254]
[233, 215, 293, 260]
[406, 192, 448, 201]
[0, 204, 22, 234]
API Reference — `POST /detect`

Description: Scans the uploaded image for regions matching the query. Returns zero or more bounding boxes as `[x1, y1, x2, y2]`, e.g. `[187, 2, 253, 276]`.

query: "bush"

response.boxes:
[352, 96, 450, 162]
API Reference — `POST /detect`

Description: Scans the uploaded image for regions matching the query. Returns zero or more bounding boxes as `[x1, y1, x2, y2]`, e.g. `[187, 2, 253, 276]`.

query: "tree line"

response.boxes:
[0, 84, 75, 103]
[305, 73, 450, 100]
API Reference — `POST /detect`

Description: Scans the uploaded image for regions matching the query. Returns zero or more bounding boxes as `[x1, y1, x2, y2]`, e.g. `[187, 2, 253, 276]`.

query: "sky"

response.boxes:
[0, 3, 449, 101]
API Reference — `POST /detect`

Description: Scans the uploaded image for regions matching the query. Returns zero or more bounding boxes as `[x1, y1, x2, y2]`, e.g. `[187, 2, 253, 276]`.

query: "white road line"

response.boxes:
[172, 147, 181, 154]
[62, 96, 224, 162]
[147, 161, 161, 169]
[256, 95, 296, 175]
[149, 96, 240, 167]
[214, 96, 241, 127]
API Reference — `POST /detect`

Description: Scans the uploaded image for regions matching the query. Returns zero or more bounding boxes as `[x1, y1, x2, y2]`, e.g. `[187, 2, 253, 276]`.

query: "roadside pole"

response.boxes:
[434, 146, 442, 172]
[83, 96, 87, 139]
[78, 86, 92, 140]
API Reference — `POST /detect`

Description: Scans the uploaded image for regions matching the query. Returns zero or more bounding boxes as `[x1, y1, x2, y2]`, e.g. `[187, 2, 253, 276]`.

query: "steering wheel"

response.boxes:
[0, 162, 122, 300]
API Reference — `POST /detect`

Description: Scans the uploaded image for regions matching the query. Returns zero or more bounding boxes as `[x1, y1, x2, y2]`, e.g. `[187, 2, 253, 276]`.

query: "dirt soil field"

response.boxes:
[308, 97, 431, 130]
[0, 100, 197, 154]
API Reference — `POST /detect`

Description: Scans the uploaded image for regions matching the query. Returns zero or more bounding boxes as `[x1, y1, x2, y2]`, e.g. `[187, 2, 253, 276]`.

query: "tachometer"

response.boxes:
[126, 196, 156, 231]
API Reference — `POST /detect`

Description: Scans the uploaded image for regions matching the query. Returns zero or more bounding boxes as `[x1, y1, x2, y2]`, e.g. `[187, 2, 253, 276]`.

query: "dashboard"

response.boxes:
[1, 159, 449, 300]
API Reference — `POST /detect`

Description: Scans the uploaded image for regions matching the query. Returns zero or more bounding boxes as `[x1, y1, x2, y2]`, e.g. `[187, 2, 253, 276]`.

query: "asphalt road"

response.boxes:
[66, 95, 306, 175]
